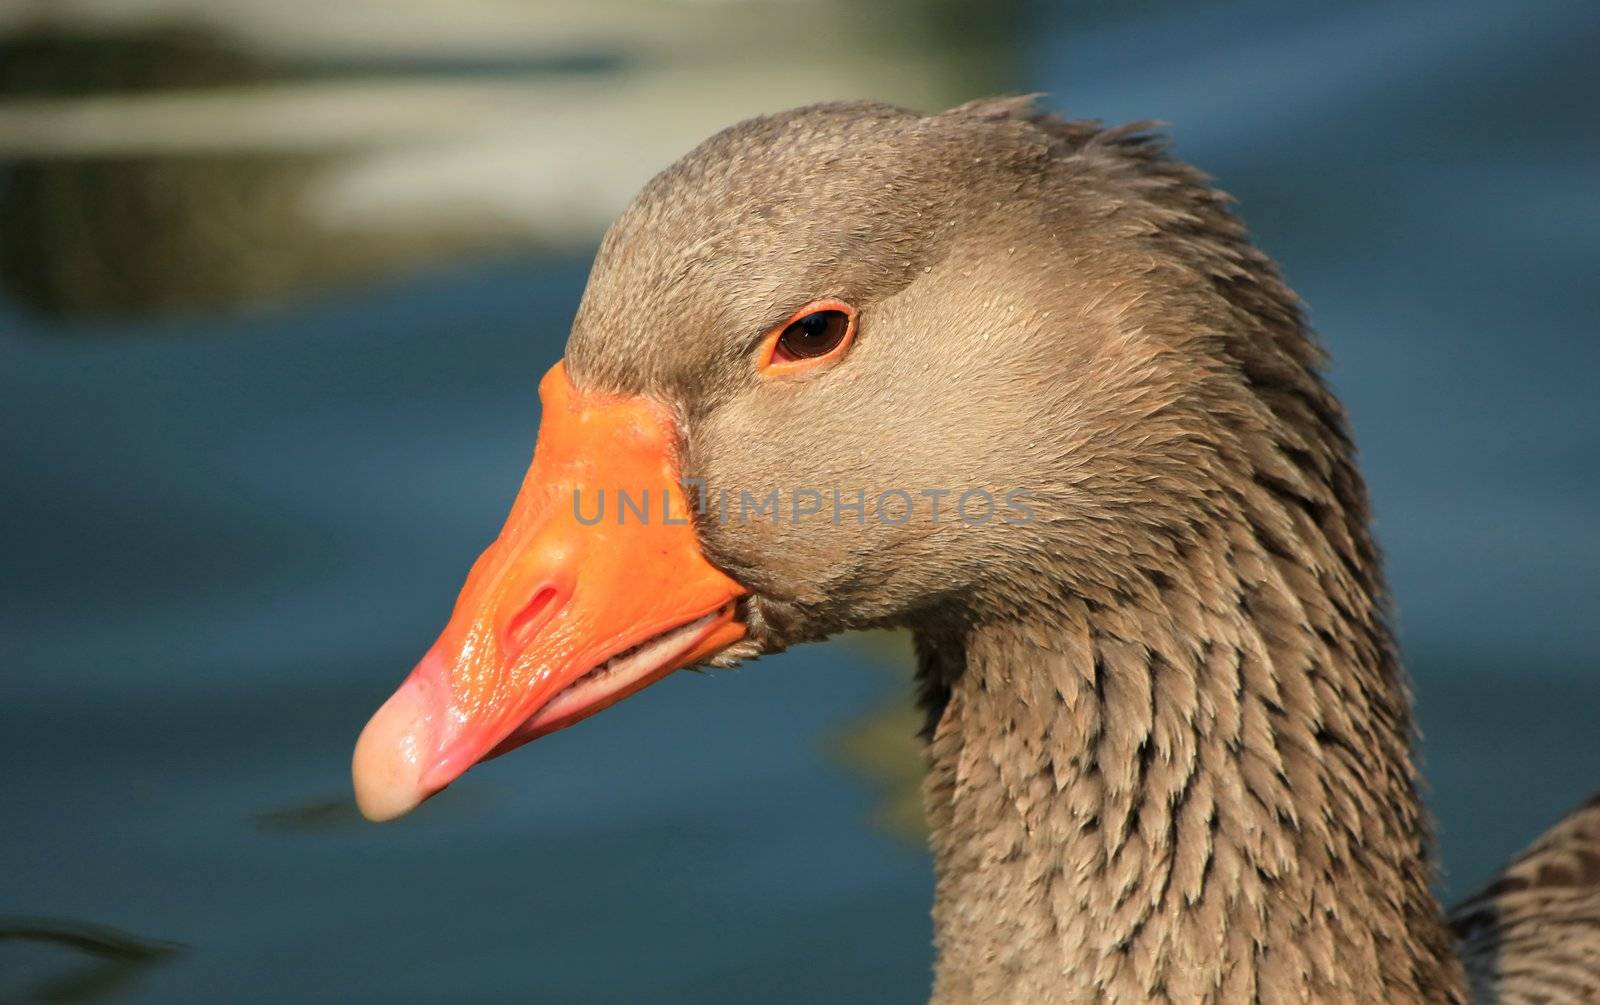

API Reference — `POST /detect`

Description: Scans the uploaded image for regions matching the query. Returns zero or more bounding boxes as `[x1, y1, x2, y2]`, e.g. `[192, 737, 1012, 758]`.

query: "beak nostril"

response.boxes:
[505, 586, 561, 656]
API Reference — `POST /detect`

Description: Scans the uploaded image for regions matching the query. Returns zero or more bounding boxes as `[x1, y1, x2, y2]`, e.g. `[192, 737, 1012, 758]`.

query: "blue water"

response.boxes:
[3, 2, 1597, 1001]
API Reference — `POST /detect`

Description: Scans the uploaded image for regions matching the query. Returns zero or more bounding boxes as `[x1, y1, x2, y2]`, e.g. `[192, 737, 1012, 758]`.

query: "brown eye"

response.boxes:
[759, 300, 857, 374]
[777, 311, 849, 360]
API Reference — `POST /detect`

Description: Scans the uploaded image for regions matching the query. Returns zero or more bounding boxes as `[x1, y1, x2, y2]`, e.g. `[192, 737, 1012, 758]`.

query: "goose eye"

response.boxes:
[780, 311, 848, 358]
[761, 301, 857, 373]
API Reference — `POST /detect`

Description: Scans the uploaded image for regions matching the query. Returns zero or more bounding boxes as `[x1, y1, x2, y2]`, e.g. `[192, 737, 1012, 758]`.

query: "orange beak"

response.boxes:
[352, 362, 747, 821]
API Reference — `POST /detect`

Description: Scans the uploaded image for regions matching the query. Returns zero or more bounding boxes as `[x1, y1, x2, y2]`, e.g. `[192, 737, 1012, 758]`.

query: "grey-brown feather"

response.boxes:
[559, 96, 1600, 1003]
[1452, 794, 1600, 1004]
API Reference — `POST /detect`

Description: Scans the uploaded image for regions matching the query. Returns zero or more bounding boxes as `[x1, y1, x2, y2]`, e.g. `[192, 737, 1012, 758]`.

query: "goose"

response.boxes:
[350, 97, 1600, 1003]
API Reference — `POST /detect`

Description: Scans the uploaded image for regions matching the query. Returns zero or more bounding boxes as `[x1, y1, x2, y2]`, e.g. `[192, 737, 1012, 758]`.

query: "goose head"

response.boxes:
[352, 97, 1271, 821]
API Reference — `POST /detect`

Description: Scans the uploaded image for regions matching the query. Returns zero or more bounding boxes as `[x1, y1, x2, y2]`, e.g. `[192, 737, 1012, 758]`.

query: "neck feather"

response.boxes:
[905, 110, 1472, 1001]
[914, 495, 1467, 1003]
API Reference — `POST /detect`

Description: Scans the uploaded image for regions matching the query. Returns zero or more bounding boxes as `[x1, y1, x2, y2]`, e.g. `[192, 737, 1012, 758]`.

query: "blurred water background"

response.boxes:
[2, 1, 1597, 1001]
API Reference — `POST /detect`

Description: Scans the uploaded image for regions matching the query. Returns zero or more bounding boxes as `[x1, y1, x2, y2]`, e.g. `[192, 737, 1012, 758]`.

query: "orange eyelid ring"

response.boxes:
[757, 299, 858, 376]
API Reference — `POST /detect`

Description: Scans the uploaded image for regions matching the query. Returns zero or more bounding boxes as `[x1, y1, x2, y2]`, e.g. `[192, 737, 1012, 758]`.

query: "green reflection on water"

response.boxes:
[831, 630, 931, 845]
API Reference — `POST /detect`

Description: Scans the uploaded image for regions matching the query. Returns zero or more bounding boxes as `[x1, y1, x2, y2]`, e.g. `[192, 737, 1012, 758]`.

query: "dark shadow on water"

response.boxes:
[0, 918, 183, 1004]
[251, 784, 495, 835]
[252, 794, 367, 835]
